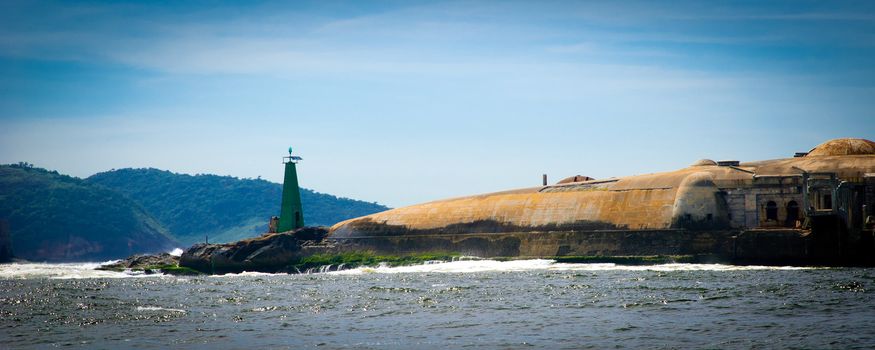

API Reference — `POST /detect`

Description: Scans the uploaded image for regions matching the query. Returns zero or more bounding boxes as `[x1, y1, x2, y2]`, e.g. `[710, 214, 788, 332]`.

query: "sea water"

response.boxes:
[1, 260, 874, 349]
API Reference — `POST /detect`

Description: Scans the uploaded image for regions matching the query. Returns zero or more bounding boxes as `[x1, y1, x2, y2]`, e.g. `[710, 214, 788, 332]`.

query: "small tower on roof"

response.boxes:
[277, 146, 304, 232]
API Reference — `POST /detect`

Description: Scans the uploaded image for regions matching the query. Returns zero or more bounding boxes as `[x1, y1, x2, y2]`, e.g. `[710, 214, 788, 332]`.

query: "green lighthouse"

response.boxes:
[277, 147, 304, 232]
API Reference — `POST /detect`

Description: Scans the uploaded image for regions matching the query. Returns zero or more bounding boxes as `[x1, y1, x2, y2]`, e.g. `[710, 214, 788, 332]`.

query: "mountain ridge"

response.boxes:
[0, 163, 177, 261]
[0, 164, 389, 261]
[86, 168, 389, 245]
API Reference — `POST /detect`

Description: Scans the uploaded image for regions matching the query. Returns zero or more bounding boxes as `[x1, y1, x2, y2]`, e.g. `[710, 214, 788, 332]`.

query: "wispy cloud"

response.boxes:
[3, 1, 874, 76]
[2, 0, 874, 206]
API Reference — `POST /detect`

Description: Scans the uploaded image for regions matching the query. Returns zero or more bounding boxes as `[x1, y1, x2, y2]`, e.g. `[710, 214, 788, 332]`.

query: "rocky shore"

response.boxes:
[97, 252, 201, 275]
[97, 253, 178, 270]
[103, 226, 843, 276]
[179, 227, 334, 274]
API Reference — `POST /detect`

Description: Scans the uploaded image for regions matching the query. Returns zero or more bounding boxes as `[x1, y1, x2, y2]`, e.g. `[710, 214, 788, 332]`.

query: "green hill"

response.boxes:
[0, 163, 177, 261]
[87, 168, 389, 245]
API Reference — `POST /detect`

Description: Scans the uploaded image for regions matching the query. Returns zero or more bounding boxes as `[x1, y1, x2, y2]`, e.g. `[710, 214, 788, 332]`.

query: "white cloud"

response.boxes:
[2, 0, 874, 206]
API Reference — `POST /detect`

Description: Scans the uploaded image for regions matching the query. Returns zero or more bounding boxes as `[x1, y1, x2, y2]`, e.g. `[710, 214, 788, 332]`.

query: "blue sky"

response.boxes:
[1, 0, 874, 207]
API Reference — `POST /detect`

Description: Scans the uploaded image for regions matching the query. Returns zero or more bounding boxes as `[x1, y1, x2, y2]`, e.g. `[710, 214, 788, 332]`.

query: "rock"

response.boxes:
[292, 226, 329, 241]
[0, 220, 12, 263]
[179, 226, 332, 274]
[97, 253, 179, 271]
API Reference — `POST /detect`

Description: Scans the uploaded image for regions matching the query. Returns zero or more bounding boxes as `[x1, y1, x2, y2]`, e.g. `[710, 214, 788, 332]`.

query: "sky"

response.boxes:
[1, 0, 874, 208]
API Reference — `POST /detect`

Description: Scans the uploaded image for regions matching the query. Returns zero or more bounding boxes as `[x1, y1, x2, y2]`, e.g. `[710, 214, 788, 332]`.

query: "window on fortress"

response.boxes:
[766, 201, 778, 221]
[822, 194, 832, 210]
[786, 201, 799, 226]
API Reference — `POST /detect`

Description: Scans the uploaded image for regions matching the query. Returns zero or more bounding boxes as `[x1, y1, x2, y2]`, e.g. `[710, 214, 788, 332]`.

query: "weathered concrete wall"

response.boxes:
[334, 230, 722, 258]
[330, 228, 814, 263]
[733, 229, 809, 264]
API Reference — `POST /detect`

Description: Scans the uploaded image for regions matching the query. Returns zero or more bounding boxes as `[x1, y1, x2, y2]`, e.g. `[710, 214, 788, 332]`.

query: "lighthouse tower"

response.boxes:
[277, 147, 304, 232]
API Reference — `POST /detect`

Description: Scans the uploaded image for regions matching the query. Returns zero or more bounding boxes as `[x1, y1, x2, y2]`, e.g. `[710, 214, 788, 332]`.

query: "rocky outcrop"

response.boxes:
[97, 253, 180, 271]
[179, 227, 332, 274]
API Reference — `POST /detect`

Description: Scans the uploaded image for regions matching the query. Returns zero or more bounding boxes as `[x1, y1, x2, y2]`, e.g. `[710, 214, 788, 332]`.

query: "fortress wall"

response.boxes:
[331, 230, 737, 258]
[330, 229, 808, 262]
[722, 180, 804, 229]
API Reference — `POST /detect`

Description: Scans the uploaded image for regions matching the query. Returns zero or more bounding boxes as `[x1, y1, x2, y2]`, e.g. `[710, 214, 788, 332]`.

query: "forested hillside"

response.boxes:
[0, 164, 177, 261]
[87, 168, 389, 245]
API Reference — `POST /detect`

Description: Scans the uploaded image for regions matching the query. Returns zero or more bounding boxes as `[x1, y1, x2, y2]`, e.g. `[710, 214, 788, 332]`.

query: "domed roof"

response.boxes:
[807, 138, 875, 157]
[691, 159, 717, 166]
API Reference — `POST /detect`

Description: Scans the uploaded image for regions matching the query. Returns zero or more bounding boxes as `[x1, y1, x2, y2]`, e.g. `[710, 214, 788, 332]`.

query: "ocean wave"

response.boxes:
[548, 263, 814, 272]
[210, 271, 277, 277]
[330, 260, 815, 275]
[136, 306, 186, 313]
[0, 262, 153, 280]
[0, 259, 816, 279]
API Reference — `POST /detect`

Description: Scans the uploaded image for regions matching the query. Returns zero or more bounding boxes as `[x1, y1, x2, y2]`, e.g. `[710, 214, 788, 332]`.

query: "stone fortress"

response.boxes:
[328, 138, 875, 264]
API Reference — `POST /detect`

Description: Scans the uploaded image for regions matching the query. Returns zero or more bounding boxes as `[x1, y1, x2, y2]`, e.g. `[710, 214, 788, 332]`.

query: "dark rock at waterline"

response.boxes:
[179, 227, 332, 274]
[97, 253, 180, 271]
[292, 226, 330, 241]
[0, 220, 12, 263]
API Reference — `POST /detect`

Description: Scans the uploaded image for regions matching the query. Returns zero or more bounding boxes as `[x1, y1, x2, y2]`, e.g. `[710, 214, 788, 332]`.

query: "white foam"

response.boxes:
[168, 248, 184, 257]
[330, 260, 814, 275]
[0, 260, 816, 279]
[330, 259, 548, 275]
[0, 262, 153, 280]
[136, 306, 186, 313]
[210, 271, 276, 277]
[548, 263, 813, 272]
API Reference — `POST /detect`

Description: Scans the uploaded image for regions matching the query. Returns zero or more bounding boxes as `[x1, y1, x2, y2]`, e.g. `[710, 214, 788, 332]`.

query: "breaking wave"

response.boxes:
[0, 259, 815, 279]
[330, 259, 814, 275]
[0, 262, 134, 279]
[136, 306, 186, 313]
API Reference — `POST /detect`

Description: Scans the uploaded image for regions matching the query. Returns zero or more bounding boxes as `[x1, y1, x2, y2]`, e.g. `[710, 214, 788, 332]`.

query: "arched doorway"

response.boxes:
[766, 201, 778, 221]
[786, 201, 799, 227]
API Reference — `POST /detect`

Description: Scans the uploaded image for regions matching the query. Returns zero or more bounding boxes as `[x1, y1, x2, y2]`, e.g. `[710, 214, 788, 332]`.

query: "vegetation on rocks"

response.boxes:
[288, 252, 460, 272]
[98, 263, 203, 276]
[152, 265, 203, 276]
[97, 253, 203, 275]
